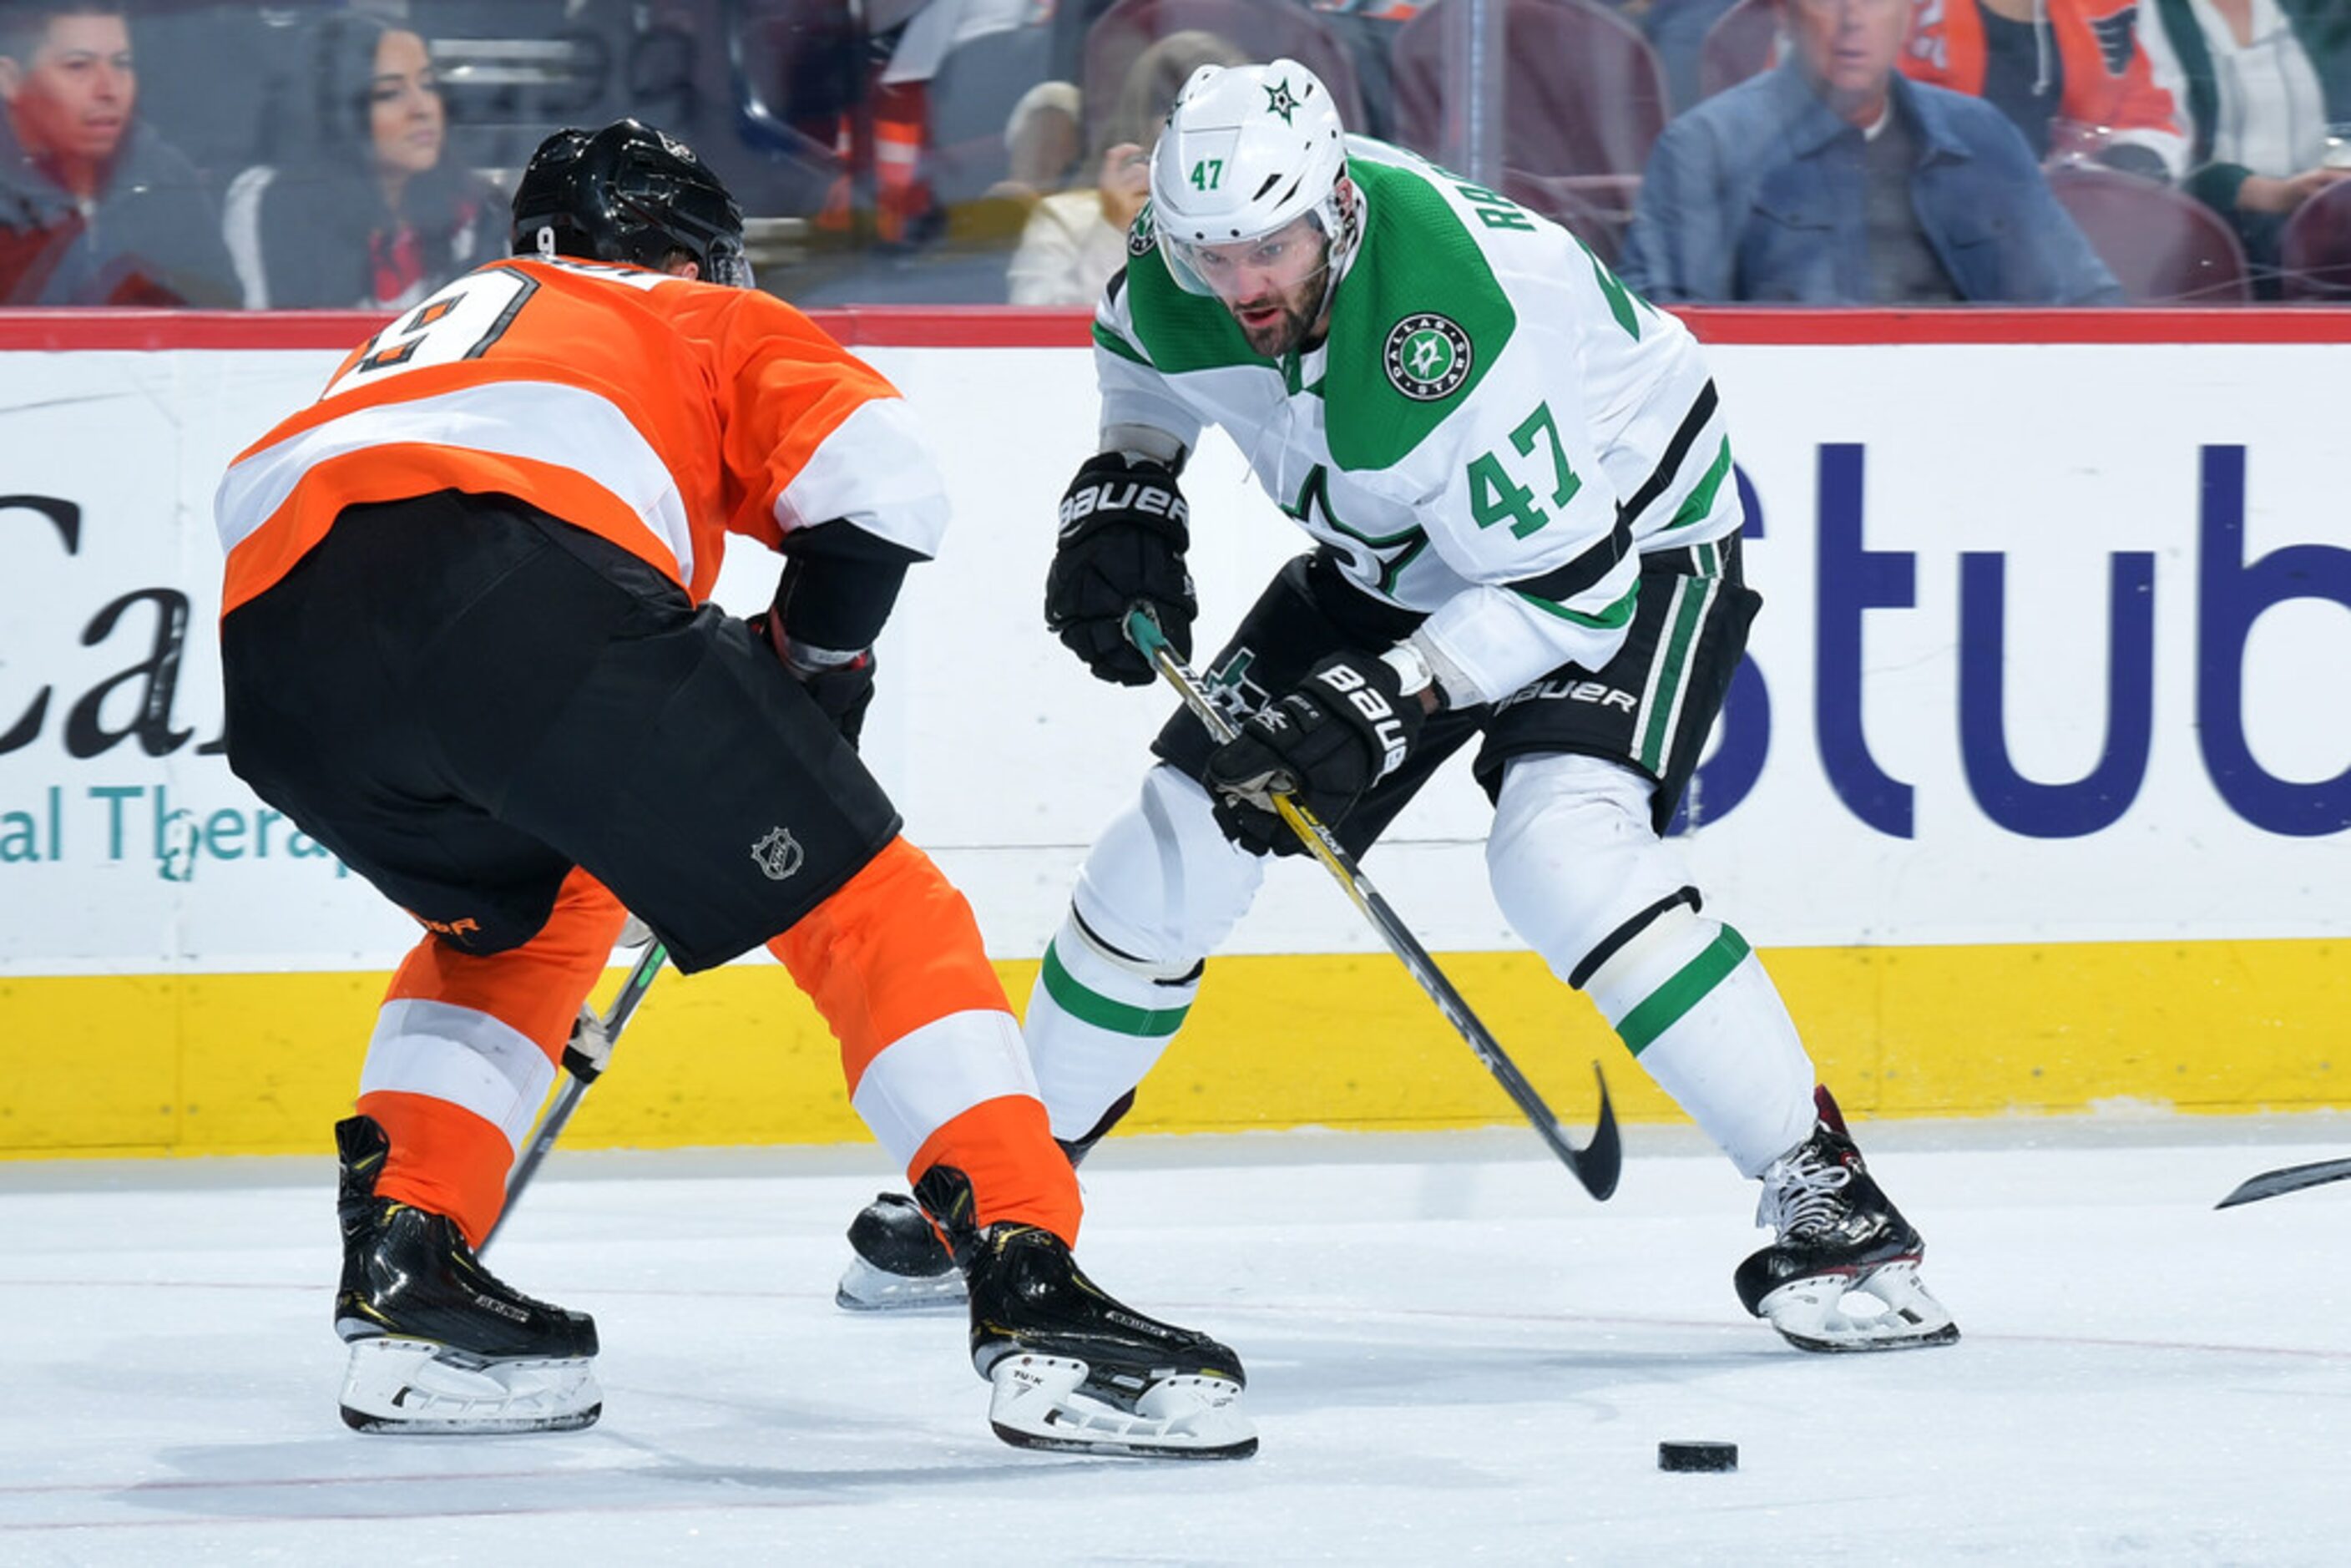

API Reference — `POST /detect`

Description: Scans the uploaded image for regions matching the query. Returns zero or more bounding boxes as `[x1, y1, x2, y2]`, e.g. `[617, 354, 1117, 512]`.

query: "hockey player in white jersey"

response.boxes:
[841, 61, 1958, 1353]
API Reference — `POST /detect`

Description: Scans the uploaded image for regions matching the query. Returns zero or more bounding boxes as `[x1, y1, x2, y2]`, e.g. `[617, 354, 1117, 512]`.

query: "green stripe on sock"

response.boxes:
[1039, 942, 1190, 1038]
[1614, 926, 1751, 1055]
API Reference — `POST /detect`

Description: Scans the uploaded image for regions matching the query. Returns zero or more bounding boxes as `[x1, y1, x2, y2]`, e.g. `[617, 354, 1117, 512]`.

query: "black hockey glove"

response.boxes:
[794, 649, 876, 750]
[749, 610, 877, 751]
[1204, 651, 1424, 857]
[1044, 453, 1196, 686]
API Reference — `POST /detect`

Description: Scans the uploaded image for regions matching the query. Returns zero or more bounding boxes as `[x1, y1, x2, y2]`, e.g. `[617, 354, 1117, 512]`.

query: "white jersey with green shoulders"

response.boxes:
[1091, 136, 1737, 706]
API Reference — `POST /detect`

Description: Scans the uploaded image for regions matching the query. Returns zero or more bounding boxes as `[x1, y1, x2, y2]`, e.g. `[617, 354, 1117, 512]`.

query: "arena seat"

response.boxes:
[2046, 164, 2252, 304]
[1390, 0, 1669, 179]
[2278, 178, 2351, 301]
[1697, 0, 1777, 103]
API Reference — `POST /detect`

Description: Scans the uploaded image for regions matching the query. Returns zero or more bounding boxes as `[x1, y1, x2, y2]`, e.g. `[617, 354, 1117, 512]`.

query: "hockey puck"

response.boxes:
[1658, 1440, 1737, 1472]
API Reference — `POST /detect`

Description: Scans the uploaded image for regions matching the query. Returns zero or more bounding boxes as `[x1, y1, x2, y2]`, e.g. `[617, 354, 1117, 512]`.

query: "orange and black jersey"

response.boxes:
[215, 256, 950, 615]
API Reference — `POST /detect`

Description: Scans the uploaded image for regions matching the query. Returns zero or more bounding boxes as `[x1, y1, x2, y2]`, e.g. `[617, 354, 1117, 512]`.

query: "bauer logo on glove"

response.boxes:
[1312, 660, 1410, 778]
[1044, 453, 1197, 686]
[1204, 650, 1426, 855]
[1057, 474, 1187, 539]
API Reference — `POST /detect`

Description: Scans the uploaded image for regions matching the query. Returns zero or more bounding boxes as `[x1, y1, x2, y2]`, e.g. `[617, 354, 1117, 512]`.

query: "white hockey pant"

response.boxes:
[1027, 765, 1263, 1142]
[1486, 754, 1815, 1176]
[1029, 755, 1817, 1176]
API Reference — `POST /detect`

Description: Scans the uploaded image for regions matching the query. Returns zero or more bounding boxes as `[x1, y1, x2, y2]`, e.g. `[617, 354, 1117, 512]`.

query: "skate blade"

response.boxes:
[1758, 1259, 1960, 1354]
[987, 1354, 1256, 1460]
[834, 1254, 968, 1313]
[339, 1336, 602, 1434]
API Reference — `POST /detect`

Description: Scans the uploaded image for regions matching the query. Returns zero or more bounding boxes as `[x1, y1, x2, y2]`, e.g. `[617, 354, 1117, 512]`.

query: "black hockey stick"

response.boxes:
[2217, 1156, 2351, 1209]
[1126, 609, 1620, 1200]
[483, 936, 669, 1253]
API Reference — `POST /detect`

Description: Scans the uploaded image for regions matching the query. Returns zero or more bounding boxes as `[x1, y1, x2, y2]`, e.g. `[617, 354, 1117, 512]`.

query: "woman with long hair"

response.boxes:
[224, 15, 505, 310]
[1004, 29, 1246, 306]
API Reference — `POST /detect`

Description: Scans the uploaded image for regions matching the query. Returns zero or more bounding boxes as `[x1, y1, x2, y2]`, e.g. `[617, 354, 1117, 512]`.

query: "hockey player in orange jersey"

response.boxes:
[212, 119, 1251, 1459]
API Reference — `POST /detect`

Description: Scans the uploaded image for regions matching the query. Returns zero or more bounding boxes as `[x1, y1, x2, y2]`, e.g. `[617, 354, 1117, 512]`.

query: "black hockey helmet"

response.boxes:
[510, 119, 752, 287]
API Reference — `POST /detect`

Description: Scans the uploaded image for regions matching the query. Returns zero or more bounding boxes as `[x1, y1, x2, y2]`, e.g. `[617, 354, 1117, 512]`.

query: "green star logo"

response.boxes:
[1383, 312, 1474, 401]
[1402, 329, 1454, 382]
[1264, 78, 1302, 125]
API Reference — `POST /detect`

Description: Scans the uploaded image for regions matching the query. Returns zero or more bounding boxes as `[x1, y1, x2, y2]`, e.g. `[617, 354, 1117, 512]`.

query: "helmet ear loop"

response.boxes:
[1302, 186, 1359, 331]
[708, 239, 755, 290]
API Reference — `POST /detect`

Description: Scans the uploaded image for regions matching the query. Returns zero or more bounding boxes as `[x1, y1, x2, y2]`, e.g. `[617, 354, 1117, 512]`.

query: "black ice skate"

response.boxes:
[920, 1165, 1255, 1459]
[1734, 1090, 1959, 1353]
[835, 1091, 1135, 1313]
[333, 1115, 603, 1433]
[834, 1191, 966, 1312]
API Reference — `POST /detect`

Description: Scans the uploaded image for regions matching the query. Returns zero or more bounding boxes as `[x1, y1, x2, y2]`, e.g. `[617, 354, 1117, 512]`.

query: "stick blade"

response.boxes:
[2217, 1156, 2351, 1210]
[1574, 1063, 1622, 1201]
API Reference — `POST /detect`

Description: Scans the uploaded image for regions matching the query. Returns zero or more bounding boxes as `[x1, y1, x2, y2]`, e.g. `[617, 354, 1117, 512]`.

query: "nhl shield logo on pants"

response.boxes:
[751, 827, 804, 880]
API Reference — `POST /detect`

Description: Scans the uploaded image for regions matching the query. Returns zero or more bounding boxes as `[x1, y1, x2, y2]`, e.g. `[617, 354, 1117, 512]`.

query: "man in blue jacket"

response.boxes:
[0, 3, 235, 306]
[1618, 0, 2121, 305]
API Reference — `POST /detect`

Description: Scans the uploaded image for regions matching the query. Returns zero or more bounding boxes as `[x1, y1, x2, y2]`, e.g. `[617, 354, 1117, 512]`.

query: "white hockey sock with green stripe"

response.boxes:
[1025, 910, 1203, 1144]
[1582, 905, 1816, 1176]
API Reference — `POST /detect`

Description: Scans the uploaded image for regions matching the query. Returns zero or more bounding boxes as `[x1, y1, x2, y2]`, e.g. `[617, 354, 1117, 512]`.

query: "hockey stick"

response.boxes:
[1125, 609, 1621, 1201]
[2216, 1156, 2351, 1210]
[483, 937, 669, 1253]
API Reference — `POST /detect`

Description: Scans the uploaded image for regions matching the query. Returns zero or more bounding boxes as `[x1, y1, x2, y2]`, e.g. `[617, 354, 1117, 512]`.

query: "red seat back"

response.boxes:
[1698, 0, 1779, 103]
[2279, 178, 2351, 300]
[1391, 0, 1670, 178]
[2047, 165, 2251, 304]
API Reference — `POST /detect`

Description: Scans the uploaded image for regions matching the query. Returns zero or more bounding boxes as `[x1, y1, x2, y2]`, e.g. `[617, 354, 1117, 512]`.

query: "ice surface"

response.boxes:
[3, 1121, 2347, 1565]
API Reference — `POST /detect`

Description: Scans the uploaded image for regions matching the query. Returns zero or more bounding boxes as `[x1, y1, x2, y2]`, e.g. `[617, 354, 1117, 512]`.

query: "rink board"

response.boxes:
[5, 937, 2347, 1158]
[2, 308, 2348, 1155]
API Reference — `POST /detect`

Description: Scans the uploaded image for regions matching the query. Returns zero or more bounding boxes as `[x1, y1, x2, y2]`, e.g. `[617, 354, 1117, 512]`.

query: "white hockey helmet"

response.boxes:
[1147, 59, 1357, 300]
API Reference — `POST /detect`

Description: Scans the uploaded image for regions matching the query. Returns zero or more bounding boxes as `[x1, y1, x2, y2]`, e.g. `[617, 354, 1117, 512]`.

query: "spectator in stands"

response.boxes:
[1646, 0, 1749, 110]
[1903, 0, 2189, 180]
[1006, 28, 1243, 306]
[1619, 0, 2121, 302]
[222, 15, 504, 311]
[0, 1, 236, 305]
[2141, 0, 2351, 287]
[999, 79, 1084, 205]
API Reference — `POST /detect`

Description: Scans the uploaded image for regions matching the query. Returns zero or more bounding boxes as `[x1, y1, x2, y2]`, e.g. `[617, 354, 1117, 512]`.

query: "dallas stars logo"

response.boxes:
[1206, 647, 1272, 726]
[1383, 312, 1472, 401]
[1264, 78, 1302, 124]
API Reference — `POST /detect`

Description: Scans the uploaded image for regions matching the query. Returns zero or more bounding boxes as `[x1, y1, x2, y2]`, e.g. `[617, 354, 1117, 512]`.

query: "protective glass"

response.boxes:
[1161, 207, 1333, 301]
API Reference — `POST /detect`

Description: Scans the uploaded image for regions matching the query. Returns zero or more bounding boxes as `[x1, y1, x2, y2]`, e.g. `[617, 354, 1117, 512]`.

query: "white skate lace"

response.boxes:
[1754, 1150, 1851, 1237]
